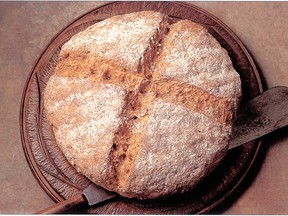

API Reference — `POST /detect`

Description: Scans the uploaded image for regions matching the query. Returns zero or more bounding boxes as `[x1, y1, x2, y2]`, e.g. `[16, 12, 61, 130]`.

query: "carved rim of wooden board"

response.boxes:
[20, 1, 264, 214]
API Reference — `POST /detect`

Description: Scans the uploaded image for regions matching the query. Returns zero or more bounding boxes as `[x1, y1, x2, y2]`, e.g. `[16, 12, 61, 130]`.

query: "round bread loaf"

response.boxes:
[44, 11, 242, 199]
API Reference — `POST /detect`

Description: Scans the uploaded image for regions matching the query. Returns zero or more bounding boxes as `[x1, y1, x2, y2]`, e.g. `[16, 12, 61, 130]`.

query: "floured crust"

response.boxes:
[44, 76, 126, 188]
[60, 11, 167, 74]
[154, 20, 241, 98]
[153, 20, 242, 123]
[44, 11, 242, 199]
[122, 99, 230, 198]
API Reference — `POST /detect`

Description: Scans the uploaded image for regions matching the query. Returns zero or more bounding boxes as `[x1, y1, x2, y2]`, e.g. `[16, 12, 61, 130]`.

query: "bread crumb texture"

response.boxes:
[44, 11, 242, 199]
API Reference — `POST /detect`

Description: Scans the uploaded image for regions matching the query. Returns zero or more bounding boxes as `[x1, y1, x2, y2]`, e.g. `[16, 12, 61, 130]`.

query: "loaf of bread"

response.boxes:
[44, 11, 242, 199]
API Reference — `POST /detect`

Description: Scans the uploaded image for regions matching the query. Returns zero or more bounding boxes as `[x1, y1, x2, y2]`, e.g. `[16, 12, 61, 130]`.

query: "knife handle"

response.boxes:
[36, 193, 85, 214]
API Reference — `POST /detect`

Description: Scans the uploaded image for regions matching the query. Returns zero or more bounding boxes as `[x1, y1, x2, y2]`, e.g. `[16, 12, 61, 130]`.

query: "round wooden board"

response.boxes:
[20, 2, 264, 214]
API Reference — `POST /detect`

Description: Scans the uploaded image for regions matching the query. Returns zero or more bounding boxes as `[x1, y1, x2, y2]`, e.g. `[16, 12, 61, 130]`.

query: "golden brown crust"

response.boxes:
[44, 12, 242, 199]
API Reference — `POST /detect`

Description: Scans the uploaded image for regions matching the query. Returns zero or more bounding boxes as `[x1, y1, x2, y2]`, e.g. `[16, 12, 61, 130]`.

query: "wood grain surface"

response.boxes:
[19, 2, 264, 214]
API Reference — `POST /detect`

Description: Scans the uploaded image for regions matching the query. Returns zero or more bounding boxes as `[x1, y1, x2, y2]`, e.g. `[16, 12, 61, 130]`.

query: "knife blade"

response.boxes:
[82, 184, 117, 206]
[37, 86, 288, 214]
[229, 86, 288, 149]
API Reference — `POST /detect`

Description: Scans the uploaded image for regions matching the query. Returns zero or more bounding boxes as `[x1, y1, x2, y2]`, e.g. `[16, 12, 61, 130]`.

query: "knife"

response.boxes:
[229, 86, 288, 149]
[36, 184, 117, 214]
[37, 86, 288, 214]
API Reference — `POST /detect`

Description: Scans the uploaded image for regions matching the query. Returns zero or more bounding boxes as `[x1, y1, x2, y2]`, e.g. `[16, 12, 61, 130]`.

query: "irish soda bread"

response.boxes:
[44, 11, 242, 199]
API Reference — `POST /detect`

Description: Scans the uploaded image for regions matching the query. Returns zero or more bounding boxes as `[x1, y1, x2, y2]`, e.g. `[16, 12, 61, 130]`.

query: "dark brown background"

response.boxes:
[0, 1, 288, 214]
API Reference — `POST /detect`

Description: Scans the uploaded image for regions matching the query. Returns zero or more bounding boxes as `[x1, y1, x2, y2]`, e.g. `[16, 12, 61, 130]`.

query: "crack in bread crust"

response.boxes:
[106, 90, 139, 188]
[154, 78, 234, 124]
[54, 53, 233, 124]
[105, 17, 169, 190]
[108, 80, 157, 191]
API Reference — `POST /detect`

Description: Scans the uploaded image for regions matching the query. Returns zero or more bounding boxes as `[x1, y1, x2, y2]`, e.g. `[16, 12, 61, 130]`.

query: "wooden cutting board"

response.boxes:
[20, 2, 264, 214]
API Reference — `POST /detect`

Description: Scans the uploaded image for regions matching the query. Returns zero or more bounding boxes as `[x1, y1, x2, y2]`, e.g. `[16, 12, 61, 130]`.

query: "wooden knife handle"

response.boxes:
[36, 193, 85, 214]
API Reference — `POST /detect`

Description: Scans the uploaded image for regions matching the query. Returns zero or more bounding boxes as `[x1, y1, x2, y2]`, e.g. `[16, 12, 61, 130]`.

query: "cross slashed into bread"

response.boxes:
[44, 11, 242, 199]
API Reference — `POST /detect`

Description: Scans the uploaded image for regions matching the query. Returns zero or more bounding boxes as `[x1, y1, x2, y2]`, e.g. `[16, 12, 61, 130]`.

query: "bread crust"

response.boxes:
[44, 12, 242, 199]
[60, 11, 167, 74]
